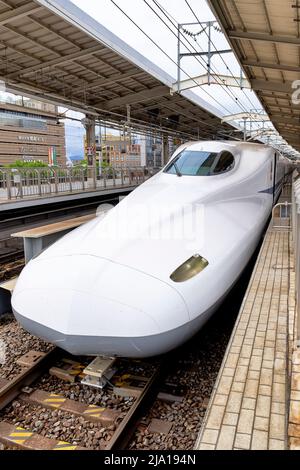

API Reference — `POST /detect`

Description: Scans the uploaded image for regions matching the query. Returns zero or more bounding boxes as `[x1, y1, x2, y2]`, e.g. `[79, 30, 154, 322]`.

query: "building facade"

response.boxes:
[144, 135, 163, 168]
[93, 133, 164, 168]
[0, 100, 66, 166]
[91, 133, 139, 166]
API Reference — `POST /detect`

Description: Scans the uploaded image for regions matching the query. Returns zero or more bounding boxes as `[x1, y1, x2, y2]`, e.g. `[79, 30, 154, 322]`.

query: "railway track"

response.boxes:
[0, 257, 24, 284]
[0, 250, 24, 266]
[0, 194, 122, 225]
[0, 348, 162, 451]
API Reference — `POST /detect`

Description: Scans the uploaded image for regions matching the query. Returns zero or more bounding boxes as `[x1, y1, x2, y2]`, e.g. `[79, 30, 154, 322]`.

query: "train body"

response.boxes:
[12, 141, 290, 357]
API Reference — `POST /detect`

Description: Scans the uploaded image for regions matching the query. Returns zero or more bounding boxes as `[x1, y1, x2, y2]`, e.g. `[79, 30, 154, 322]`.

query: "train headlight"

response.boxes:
[170, 254, 209, 283]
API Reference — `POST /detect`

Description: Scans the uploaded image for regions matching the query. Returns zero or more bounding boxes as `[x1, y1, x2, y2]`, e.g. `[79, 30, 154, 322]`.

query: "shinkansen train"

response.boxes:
[12, 142, 290, 357]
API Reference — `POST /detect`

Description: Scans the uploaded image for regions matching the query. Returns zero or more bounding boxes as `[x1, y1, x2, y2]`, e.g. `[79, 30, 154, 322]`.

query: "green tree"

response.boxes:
[5, 160, 48, 168]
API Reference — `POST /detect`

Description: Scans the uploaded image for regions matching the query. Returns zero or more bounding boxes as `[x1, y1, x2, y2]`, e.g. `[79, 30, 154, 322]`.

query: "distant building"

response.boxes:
[143, 135, 163, 167]
[92, 132, 164, 167]
[89, 133, 140, 166]
[0, 98, 65, 166]
[83, 131, 182, 168]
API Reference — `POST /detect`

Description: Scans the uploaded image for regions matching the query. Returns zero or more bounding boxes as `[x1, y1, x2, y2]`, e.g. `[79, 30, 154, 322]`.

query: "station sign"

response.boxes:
[20, 146, 39, 154]
[17, 135, 45, 142]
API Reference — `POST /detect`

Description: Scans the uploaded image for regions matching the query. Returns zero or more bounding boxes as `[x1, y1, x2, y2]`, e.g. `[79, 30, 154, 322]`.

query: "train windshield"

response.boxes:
[164, 150, 235, 176]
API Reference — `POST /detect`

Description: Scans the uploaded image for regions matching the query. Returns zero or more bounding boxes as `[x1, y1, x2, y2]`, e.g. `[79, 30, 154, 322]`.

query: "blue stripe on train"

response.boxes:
[259, 177, 284, 195]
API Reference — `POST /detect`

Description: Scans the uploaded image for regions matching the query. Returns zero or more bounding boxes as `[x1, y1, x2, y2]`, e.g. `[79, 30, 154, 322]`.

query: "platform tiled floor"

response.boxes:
[195, 227, 291, 450]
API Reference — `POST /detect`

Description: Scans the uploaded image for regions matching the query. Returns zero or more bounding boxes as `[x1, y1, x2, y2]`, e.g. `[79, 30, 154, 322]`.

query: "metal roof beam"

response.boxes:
[265, 103, 298, 111]
[133, 99, 218, 127]
[0, 2, 42, 25]
[2, 78, 99, 116]
[172, 74, 250, 92]
[100, 86, 168, 110]
[282, 140, 300, 147]
[28, 15, 83, 51]
[278, 131, 300, 139]
[2, 20, 129, 84]
[3, 80, 195, 140]
[258, 92, 292, 99]
[251, 79, 293, 94]
[272, 116, 300, 125]
[73, 70, 146, 92]
[243, 60, 300, 73]
[222, 112, 269, 123]
[272, 114, 300, 121]
[162, 107, 213, 128]
[0, 53, 106, 98]
[6, 45, 102, 79]
[173, 75, 292, 94]
[271, 111, 300, 119]
[26, 15, 146, 89]
[228, 30, 300, 45]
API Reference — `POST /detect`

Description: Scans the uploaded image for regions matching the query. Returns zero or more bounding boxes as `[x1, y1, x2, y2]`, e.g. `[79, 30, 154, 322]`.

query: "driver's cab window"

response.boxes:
[213, 151, 235, 174]
[164, 149, 235, 176]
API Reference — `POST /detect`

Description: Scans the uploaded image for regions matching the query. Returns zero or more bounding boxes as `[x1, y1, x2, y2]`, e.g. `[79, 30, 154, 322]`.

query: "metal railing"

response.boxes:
[0, 166, 159, 201]
[291, 170, 300, 346]
[272, 202, 292, 230]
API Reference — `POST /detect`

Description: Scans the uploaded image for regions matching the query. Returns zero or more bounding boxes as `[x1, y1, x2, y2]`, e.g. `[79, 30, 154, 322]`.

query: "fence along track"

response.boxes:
[0, 166, 158, 201]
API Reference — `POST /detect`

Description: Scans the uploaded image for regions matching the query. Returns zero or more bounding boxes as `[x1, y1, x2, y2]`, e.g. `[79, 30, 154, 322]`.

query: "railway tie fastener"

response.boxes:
[0, 348, 165, 450]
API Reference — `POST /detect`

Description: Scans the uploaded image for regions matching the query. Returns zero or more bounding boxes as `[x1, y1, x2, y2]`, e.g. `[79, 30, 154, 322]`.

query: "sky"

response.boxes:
[65, 123, 85, 161]
[70, 0, 263, 117]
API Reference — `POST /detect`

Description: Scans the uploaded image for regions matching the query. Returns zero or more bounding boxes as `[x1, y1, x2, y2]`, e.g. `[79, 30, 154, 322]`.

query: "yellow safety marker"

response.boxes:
[44, 393, 66, 409]
[83, 405, 106, 418]
[62, 359, 85, 369]
[62, 359, 86, 377]
[53, 440, 78, 451]
[7, 427, 33, 445]
[69, 369, 83, 376]
[113, 373, 132, 387]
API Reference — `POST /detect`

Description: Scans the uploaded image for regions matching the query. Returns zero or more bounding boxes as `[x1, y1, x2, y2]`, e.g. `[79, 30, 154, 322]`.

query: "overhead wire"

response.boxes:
[109, 0, 233, 115]
[109, 0, 248, 141]
[151, 0, 265, 138]
[146, 0, 250, 115]
[184, 0, 258, 111]
[184, 0, 264, 135]
[150, 0, 247, 112]
[144, 0, 273, 145]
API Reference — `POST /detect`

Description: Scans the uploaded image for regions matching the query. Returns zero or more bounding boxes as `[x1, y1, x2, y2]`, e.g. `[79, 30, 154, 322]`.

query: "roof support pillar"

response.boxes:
[162, 135, 170, 165]
[83, 115, 97, 168]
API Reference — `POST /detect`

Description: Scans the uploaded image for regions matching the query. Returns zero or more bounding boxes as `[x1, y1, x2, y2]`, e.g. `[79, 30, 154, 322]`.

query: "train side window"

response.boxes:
[213, 151, 235, 174]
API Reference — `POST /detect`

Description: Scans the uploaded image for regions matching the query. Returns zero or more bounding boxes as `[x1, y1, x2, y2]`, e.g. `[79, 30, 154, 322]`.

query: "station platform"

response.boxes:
[0, 185, 136, 213]
[195, 191, 297, 450]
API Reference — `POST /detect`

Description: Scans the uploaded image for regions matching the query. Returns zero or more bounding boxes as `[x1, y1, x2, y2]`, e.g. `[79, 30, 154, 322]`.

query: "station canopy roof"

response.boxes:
[208, 0, 300, 152]
[0, 0, 238, 141]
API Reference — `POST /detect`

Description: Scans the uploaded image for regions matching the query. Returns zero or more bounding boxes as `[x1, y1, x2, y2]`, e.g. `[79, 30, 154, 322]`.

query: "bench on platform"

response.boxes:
[11, 214, 95, 264]
[1, 214, 95, 315]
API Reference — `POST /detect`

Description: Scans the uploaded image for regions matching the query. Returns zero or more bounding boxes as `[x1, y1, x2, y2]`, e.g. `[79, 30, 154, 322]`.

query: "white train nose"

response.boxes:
[12, 255, 190, 357]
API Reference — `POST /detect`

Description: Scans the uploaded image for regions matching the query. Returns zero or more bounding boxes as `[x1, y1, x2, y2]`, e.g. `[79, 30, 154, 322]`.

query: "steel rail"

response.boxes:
[0, 348, 58, 410]
[106, 364, 163, 450]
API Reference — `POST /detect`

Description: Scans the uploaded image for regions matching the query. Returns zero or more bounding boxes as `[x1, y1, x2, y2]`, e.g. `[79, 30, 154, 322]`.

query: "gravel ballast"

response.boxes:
[0, 320, 53, 380]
